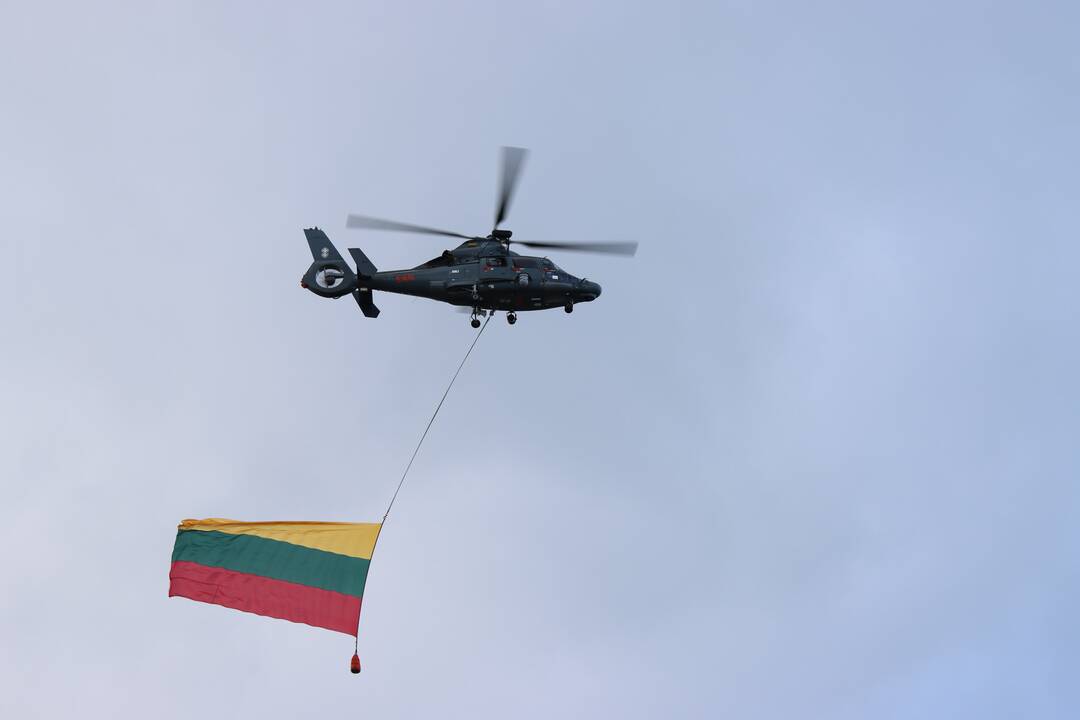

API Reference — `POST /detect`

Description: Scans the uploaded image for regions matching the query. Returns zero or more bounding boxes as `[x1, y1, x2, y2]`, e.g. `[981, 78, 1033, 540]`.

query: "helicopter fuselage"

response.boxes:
[362, 250, 601, 312]
[302, 232, 601, 317]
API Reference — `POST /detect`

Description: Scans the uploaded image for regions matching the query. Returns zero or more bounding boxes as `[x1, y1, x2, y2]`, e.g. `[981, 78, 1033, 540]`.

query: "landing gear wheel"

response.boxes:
[471, 317, 481, 329]
[564, 302, 574, 314]
[507, 312, 517, 325]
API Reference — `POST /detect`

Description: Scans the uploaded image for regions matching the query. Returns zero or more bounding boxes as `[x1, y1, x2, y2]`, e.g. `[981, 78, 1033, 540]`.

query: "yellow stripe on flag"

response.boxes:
[178, 519, 381, 559]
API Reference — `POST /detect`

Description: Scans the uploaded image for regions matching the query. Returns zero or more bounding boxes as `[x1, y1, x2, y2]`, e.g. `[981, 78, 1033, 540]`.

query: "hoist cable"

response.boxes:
[356, 312, 493, 656]
[383, 312, 493, 523]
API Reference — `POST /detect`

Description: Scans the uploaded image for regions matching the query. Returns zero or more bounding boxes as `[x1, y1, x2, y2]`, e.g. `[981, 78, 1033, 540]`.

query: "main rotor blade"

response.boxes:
[517, 240, 639, 257]
[494, 146, 528, 230]
[346, 214, 475, 240]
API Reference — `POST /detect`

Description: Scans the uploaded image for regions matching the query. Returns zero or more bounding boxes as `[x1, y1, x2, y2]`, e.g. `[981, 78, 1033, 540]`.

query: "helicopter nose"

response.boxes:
[576, 280, 601, 301]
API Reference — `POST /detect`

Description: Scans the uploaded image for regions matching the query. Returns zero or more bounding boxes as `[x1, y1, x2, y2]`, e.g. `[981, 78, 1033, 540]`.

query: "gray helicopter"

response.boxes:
[300, 147, 637, 327]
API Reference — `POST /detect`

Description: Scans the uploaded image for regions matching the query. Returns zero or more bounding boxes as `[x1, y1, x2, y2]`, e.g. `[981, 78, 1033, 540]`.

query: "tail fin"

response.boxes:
[305, 227, 348, 264]
[348, 248, 378, 278]
[349, 249, 379, 317]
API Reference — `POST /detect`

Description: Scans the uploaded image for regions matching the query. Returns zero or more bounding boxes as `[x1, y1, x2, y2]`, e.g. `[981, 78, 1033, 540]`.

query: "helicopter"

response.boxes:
[300, 147, 637, 327]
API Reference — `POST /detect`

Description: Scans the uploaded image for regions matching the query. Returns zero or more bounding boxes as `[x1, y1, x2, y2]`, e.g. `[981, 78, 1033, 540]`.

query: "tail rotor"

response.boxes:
[301, 228, 381, 318]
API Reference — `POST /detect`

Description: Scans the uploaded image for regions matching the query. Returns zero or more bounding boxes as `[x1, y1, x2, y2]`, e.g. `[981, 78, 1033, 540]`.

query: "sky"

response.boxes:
[2, 1, 1078, 717]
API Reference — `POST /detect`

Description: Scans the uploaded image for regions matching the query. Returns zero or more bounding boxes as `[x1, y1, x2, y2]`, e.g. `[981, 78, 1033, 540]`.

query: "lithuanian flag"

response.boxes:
[169, 519, 381, 636]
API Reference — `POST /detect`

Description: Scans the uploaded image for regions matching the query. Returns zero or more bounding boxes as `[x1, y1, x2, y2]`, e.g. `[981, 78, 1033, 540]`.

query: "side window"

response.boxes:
[485, 257, 506, 267]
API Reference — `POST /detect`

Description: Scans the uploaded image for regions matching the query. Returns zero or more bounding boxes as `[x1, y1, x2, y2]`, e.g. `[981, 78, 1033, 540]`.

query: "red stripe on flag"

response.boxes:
[169, 561, 361, 635]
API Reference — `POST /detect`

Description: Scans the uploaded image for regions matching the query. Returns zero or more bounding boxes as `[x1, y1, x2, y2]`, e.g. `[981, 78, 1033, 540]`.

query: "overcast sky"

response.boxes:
[2, 1, 1078, 717]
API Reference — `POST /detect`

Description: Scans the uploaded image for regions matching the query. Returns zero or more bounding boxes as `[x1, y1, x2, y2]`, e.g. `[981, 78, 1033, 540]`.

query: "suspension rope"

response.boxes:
[355, 312, 493, 658]
[384, 312, 493, 522]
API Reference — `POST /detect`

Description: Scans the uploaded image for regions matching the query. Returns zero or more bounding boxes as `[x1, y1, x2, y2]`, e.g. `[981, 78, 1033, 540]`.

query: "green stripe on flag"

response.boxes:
[171, 529, 370, 598]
